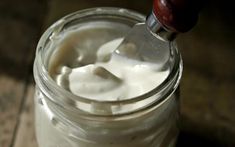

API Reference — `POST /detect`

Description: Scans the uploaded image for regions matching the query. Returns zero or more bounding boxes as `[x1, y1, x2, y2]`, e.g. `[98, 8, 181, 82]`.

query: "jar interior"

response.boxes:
[35, 8, 180, 116]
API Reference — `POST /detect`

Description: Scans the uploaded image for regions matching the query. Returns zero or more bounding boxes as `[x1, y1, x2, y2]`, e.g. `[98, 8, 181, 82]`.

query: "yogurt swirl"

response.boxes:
[50, 35, 169, 101]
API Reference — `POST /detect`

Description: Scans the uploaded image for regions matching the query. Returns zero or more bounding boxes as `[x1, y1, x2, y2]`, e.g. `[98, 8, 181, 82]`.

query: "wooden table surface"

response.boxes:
[0, 0, 235, 147]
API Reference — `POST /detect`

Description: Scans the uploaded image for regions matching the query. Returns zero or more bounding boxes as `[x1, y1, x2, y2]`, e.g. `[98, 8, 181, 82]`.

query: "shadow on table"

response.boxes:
[176, 131, 226, 147]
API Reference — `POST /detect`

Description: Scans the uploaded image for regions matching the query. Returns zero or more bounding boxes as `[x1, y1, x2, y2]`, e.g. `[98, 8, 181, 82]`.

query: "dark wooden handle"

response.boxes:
[153, 0, 202, 33]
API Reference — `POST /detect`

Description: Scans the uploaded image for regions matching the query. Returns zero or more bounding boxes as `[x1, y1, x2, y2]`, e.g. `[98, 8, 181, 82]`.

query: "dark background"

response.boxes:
[0, 0, 234, 147]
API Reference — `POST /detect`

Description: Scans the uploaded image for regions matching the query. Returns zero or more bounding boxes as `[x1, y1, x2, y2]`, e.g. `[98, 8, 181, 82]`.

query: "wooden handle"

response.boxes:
[153, 0, 202, 32]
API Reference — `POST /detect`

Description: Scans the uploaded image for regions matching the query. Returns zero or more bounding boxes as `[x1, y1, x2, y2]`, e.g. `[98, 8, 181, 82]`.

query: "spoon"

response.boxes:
[115, 0, 202, 63]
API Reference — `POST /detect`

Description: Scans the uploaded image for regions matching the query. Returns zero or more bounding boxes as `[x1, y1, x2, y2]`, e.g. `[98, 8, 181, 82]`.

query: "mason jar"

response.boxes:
[33, 7, 182, 147]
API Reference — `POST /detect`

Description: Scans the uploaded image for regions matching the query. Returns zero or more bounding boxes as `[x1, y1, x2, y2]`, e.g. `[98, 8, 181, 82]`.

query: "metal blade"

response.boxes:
[114, 23, 171, 68]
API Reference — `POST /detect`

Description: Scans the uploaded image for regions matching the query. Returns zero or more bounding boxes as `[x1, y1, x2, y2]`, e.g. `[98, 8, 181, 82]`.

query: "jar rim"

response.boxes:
[34, 7, 182, 117]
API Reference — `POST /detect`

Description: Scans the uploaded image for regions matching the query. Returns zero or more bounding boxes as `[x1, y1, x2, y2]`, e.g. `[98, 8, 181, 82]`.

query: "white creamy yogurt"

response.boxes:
[54, 38, 169, 101]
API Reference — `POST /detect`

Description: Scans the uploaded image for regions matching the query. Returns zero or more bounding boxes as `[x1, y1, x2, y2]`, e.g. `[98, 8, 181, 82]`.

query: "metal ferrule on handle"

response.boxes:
[146, 12, 177, 41]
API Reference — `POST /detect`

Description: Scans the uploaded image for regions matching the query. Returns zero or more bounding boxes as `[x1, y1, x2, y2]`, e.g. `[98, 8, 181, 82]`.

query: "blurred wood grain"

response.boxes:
[0, 0, 47, 147]
[0, 76, 26, 147]
[13, 85, 38, 147]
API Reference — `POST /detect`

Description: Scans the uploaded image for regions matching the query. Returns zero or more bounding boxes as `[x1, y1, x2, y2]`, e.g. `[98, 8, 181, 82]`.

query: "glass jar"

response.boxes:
[33, 7, 182, 147]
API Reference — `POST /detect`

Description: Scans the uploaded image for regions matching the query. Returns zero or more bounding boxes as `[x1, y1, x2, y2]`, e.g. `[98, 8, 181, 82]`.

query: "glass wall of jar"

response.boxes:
[33, 8, 182, 147]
